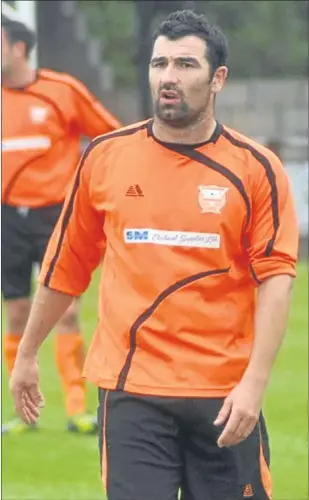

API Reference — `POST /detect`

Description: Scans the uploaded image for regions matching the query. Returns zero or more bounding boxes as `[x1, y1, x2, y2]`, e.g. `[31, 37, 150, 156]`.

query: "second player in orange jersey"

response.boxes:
[2, 16, 121, 435]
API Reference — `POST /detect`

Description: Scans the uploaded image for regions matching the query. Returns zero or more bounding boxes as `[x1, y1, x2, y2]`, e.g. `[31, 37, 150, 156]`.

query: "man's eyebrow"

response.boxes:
[150, 56, 201, 65]
[150, 56, 166, 64]
[176, 56, 200, 64]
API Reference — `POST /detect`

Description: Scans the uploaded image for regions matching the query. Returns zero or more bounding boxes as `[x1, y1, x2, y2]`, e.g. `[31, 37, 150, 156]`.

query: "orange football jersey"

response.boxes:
[2, 68, 121, 207]
[39, 120, 299, 397]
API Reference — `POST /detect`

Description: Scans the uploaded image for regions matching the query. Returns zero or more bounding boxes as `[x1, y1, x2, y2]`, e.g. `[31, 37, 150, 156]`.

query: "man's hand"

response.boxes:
[214, 377, 266, 448]
[9, 353, 44, 425]
[7, 286, 74, 424]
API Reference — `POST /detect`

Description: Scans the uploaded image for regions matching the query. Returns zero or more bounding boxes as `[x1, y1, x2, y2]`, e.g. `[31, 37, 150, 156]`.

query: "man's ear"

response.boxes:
[211, 66, 228, 94]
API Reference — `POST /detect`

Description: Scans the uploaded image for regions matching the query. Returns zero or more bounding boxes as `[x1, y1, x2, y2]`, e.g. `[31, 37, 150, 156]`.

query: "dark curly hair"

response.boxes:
[2, 16, 36, 58]
[152, 10, 228, 77]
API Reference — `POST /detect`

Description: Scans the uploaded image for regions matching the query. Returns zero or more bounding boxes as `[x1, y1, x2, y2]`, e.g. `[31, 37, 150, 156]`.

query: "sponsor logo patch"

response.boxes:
[124, 229, 220, 248]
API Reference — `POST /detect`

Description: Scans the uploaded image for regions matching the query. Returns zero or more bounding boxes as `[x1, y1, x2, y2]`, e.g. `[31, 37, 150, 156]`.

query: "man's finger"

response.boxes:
[12, 385, 25, 416]
[217, 409, 243, 448]
[38, 394, 45, 408]
[23, 392, 40, 420]
[231, 416, 257, 445]
[18, 397, 38, 425]
[214, 397, 232, 426]
[14, 393, 30, 424]
[16, 390, 39, 424]
[28, 385, 44, 408]
[21, 405, 34, 425]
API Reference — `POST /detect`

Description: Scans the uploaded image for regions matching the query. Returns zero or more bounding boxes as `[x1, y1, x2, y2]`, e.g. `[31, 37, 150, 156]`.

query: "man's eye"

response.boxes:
[152, 61, 165, 68]
[179, 62, 192, 68]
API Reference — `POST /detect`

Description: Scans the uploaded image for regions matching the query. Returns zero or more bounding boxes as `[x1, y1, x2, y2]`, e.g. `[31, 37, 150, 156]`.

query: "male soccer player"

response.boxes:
[10, 10, 298, 499]
[2, 17, 121, 435]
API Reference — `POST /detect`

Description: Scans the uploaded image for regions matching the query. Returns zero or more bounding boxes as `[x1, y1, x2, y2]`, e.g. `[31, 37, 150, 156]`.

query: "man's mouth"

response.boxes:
[159, 90, 181, 104]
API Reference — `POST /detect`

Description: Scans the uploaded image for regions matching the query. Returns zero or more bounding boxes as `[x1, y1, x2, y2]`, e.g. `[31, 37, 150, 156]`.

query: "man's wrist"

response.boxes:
[242, 366, 269, 389]
[17, 342, 38, 359]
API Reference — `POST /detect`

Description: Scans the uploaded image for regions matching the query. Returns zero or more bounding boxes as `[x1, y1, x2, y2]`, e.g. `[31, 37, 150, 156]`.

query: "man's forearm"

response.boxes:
[243, 274, 294, 387]
[18, 285, 74, 357]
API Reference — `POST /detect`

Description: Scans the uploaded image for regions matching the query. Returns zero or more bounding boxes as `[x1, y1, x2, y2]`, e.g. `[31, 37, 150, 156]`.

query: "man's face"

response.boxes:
[2, 28, 24, 76]
[149, 35, 227, 128]
[2, 28, 13, 74]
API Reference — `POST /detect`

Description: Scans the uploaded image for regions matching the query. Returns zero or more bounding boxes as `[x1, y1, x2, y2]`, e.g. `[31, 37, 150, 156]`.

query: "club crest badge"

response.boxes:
[198, 185, 229, 213]
[30, 106, 48, 124]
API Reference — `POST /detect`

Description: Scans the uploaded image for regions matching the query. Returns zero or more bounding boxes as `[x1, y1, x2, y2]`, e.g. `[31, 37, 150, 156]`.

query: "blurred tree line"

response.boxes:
[79, 0, 307, 88]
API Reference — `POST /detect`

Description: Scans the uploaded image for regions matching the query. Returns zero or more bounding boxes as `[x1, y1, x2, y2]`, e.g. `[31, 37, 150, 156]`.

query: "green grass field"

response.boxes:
[2, 262, 308, 500]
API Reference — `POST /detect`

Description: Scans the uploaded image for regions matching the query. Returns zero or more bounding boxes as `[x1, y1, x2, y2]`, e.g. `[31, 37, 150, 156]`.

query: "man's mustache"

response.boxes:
[158, 85, 183, 97]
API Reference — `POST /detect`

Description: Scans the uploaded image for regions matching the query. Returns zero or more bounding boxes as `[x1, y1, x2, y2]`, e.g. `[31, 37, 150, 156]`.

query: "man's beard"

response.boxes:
[1, 61, 12, 77]
[153, 93, 211, 129]
[2, 63, 9, 75]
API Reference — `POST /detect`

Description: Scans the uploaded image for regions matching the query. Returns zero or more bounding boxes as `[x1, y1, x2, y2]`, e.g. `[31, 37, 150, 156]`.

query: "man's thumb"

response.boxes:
[214, 397, 232, 426]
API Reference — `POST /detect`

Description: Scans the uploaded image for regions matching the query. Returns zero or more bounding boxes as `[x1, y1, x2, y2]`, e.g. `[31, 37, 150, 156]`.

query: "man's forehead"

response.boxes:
[152, 35, 207, 59]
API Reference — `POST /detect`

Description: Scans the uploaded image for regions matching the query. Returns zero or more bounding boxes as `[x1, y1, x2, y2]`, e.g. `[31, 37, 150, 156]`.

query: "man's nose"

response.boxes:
[160, 64, 179, 86]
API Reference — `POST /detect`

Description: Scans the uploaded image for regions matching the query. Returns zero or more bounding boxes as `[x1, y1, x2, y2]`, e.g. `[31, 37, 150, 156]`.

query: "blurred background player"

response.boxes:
[1, 16, 121, 435]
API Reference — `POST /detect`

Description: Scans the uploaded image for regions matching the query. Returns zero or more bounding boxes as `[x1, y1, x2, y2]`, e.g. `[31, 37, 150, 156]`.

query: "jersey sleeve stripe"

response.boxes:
[249, 263, 263, 285]
[69, 84, 117, 123]
[91, 121, 148, 142]
[39, 71, 119, 124]
[42, 136, 103, 288]
[221, 128, 280, 256]
[3, 136, 65, 204]
[43, 122, 149, 288]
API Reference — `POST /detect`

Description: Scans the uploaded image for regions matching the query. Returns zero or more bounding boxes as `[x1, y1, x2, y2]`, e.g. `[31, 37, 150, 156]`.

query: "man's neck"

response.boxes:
[152, 114, 217, 145]
[3, 65, 36, 89]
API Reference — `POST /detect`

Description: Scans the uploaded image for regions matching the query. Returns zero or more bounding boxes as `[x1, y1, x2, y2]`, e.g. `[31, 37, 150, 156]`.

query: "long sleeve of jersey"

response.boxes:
[247, 153, 299, 282]
[69, 75, 121, 138]
[39, 139, 106, 295]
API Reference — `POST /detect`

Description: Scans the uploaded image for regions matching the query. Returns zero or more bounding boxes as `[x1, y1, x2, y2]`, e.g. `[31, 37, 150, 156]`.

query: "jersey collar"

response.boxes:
[146, 119, 222, 150]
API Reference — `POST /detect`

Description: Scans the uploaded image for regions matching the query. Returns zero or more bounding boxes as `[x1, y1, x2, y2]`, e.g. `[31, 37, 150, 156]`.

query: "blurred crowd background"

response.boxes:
[4, 0, 309, 250]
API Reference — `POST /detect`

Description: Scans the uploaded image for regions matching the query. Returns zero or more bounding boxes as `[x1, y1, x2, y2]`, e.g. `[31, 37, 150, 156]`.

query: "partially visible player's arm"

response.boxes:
[70, 75, 121, 138]
[18, 287, 73, 359]
[10, 142, 106, 423]
[216, 152, 299, 447]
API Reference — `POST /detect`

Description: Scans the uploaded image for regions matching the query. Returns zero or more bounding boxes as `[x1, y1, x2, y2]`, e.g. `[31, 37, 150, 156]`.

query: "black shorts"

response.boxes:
[1, 203, 63, 300]
[98, 389, 271, 500]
